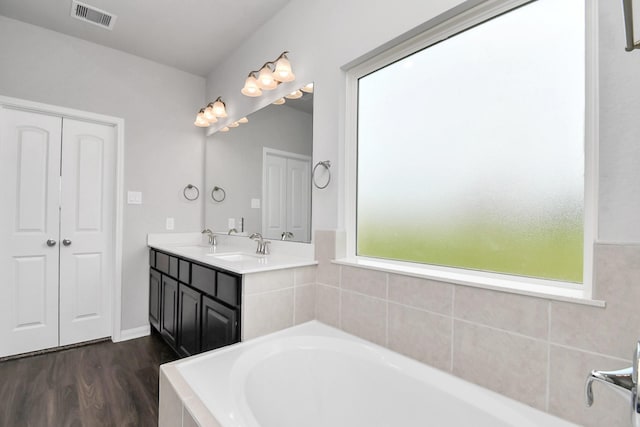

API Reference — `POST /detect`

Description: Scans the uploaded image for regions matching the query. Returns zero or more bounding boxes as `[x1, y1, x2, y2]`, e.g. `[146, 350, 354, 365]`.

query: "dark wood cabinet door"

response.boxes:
[201, 295, 238, 352]
[177, 283, 201, 357]
[160, 275, 178, 349]
[149, 269, 161, 331]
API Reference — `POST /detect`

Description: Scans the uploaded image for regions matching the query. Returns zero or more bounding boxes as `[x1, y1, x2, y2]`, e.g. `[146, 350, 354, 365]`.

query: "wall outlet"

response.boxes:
[251, 198, 261, 209]
[166, 217, 174, 230]
[127, 191, 142, 205]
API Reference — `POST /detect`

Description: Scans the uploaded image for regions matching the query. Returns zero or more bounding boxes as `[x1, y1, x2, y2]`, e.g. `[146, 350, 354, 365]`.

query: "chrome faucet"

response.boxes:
[228, 228, 238, 235]
[201, 228, 217, 247]
[281, 231, 294, 241]
[249, 232, 270, 255]
[586, 341, 640, 427]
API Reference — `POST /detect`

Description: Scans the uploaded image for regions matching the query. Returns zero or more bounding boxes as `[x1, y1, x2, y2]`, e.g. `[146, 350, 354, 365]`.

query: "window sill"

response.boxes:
[332, 257, 605, 308]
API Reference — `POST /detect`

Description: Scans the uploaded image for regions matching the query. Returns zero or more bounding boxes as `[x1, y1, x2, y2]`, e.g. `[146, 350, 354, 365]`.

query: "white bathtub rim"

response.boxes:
[174, 321, 579, 427]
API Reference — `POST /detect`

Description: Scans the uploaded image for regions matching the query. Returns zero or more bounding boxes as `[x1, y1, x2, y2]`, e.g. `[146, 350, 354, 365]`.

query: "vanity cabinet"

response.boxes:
[149, 249, 241, 357]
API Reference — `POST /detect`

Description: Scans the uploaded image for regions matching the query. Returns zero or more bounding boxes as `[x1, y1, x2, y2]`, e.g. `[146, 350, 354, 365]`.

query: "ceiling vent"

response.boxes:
[70, 1, 117, 30]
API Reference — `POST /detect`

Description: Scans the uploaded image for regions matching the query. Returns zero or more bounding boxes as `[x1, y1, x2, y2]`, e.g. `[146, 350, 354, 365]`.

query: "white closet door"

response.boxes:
[286, 158, 311, 242]
[263, 153, 287, 240]
[0, 108, 62, 357]
[58, 119, 115, 346]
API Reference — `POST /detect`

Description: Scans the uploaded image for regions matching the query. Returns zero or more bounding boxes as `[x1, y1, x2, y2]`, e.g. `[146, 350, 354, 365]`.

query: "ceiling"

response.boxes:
[0, 0, 291, 76]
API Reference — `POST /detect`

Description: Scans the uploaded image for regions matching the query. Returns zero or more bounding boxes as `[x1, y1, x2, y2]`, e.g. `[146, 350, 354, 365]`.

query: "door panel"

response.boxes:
[263, 154, 287, 239]
[59, 118, 115, 346]
[0, 108, 61, 357]
[286, 158, 310, 242]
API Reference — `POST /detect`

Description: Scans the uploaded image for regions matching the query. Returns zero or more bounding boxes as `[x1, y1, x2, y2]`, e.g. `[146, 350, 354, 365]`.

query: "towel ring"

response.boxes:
[312, 160, 331, 189]
[211, 186, 226, 202]
[183, 184, 199, 201]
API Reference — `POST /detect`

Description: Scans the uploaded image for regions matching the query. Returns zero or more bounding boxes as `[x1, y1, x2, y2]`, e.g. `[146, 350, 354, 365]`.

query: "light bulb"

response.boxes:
[257, 65, 278, 90]
[204, 105, 218, 123]
[285, 90, 303, 100]
[273, 98, 286, 105]
[194, 109, 210, 127]
[212, 98, 227, 117]
[220, 126, 230, 132]
[229, 122, 239, 128]
[273, 56, 295, 82]
[238, 117, 249, 123]
[301, 83, 314, 93]
[241, 76, 262, 97]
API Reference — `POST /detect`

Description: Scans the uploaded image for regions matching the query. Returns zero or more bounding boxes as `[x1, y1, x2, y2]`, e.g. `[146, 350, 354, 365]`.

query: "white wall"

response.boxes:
[205, 103, 312, 235]
[0, 16, 206, 330]
[204, 0, 472, 232]
[204, 0, 640, 244]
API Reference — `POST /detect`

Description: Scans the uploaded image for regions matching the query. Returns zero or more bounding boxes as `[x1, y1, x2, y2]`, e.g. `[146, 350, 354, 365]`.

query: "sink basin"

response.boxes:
[206, 252, 262, 262]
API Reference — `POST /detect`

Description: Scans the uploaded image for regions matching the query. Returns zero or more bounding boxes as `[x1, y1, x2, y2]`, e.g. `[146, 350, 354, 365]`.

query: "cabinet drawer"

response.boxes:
[191, 263, 216, 296]
[216, 271, 240, 306]
[179, 259, 190, 284]
[155, 252, 179, 279]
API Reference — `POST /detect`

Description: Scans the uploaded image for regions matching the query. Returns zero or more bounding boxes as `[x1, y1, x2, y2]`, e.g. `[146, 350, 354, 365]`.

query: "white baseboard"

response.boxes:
[114, 325, 150, 342]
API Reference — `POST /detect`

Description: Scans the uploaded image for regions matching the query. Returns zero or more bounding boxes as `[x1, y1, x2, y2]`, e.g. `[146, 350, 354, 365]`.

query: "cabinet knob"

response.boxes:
[62, 239, 72, 246]
[46, 239, 57, 247]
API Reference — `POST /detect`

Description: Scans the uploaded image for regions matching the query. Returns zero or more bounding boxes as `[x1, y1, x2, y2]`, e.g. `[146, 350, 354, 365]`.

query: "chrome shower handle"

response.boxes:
[585, 341, 640, 427]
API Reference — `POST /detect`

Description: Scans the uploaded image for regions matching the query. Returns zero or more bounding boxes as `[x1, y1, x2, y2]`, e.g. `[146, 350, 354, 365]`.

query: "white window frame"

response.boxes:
[343, 0, 599, 303]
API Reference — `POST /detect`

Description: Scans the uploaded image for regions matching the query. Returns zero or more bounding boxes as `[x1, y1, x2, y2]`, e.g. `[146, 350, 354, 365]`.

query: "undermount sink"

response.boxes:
[205, 252, 262, 262]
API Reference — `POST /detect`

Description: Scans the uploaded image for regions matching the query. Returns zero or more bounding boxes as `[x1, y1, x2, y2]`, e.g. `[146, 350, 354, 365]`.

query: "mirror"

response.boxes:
[205, 87, 313, 243]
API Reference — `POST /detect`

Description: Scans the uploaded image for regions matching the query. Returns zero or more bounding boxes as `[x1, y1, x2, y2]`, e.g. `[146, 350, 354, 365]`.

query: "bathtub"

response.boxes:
[161, 321, 578, 427]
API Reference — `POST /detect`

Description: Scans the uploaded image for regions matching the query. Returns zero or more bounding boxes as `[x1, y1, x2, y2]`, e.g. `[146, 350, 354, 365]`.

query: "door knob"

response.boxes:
[46, 239, 57, 247]
[62, 239, 72, 246]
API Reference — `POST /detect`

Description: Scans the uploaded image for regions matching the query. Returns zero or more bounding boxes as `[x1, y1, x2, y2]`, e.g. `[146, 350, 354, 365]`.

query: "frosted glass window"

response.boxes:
[357, 0, 585, 283]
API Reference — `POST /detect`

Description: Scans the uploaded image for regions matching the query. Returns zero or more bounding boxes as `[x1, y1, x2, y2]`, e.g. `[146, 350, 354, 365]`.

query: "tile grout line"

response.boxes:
[385, 273, 390, 347]
[450, 285, 456, 373]
[545, 301, 551, 412]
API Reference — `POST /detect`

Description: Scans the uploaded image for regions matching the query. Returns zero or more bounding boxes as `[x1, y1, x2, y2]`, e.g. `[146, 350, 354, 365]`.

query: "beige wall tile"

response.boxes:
[316, 284, 340, 327]
[454, 286, 549, 339]
[551, 244, 640, 359]
[183, 406, 199, 427]
[184, 396, 223, 427]
[388, 302, 452, 371]
[294, 265, 317, 286]
[294, 284, 315, 325]
[316, 261, 340, 286]
[388, 274, 453, 315]
[159, 370, 183, 427]
[315, 230, 336, 260]
[548, 345, 629, 427]
[340, 291, 387, 346]
[243, 289, 294, 340]
[315, 230, 340, 286]
[452, 321, 548, 410]
[243, 269, 294, 295]
[341, 266, 387, 298]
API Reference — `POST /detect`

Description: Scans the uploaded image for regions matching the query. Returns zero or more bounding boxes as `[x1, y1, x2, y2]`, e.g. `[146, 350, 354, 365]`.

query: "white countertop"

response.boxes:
[148, 233, 317, 274]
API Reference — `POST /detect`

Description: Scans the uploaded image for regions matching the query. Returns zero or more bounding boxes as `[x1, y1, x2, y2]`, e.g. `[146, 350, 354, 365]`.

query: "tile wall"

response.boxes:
[314, 230, 640, 427]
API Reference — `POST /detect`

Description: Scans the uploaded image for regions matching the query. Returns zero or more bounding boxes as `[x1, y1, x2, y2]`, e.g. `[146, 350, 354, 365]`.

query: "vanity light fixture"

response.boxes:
[194, 96, 228, 127]
[273, 98, 286, 105]
[229, 121, 240, 128]
[301, 82, 314, 93]
[241, 51, 296, 97]
[220, 126, 230, 132]
[285, 89, 303, 100]
[194, 109, 210, 127]
[238, 117, 249, 124]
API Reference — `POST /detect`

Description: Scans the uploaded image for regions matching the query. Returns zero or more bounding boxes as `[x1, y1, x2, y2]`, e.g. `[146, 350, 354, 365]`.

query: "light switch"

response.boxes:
[251, 198, 261, 209]
[166, 217, 174, 230]
[127, 191, 142, 205]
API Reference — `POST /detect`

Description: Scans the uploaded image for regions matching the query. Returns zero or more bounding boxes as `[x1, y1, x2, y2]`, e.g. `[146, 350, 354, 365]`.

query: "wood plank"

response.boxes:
[0, 331, 178, 426]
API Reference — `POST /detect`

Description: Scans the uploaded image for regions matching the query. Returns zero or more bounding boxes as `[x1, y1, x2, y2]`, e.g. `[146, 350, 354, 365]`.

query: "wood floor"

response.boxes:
[0, 331, 178, 427]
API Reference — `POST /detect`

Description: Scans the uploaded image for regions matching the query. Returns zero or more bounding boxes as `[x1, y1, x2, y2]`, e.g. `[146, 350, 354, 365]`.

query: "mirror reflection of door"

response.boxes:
[262, 148, 311, 242]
